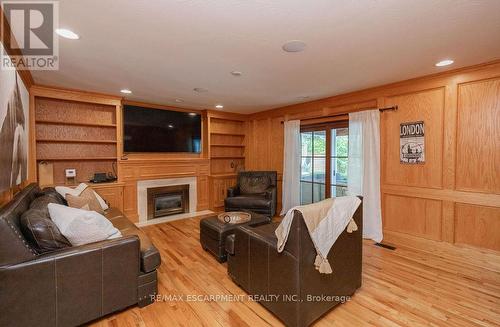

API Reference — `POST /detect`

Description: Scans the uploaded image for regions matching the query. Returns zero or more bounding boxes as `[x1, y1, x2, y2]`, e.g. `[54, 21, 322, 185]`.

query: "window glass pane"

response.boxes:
[301, 132, 312, 156]
[313, 131, 326, 156]
[331, 157, 348, 186]
[313, 183, 326, 202]
[331, 185, 348, 197]
[334, 128, 349, 157]
[301, 124, 349, 204]
[301, 157, 312, 182]
[313, 158, 326, 183]
[300, 182, 312, 205]
[336, 157, 348, 185]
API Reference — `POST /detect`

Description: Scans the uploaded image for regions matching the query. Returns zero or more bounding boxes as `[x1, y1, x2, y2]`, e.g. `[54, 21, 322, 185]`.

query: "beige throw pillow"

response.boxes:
[55, 183, 109, 210]
[66, 188, 105, 214]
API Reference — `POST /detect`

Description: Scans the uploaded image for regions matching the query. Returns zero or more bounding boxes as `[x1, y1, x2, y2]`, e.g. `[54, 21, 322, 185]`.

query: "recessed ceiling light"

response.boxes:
[167, 124, 174, 128]
[435, 59, 454, 67]
[189, 112, 197, 116]
[231, 71, 242, 76]
[282, 40, 307, 53]
[193, 87, 208, 93]
[120, 89, 132, 94]
[175, 98, 183, 103]
[215, 104, 224, 109]
[55, 28, 80, 40]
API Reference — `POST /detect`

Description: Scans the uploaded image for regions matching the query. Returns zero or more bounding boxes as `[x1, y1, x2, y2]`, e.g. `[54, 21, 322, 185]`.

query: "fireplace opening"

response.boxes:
[147, 185, 189, 219]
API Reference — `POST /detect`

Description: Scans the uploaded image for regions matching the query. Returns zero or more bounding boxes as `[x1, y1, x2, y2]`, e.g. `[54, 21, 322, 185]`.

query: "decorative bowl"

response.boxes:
[217, 211, 251, 224]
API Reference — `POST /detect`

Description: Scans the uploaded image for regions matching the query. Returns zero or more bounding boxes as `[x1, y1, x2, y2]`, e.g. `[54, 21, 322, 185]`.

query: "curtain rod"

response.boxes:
[280, 105, 398, 124]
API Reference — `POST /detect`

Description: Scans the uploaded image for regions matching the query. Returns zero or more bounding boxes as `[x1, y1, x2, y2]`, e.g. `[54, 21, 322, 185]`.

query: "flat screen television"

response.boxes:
[123, 105, 202, 153]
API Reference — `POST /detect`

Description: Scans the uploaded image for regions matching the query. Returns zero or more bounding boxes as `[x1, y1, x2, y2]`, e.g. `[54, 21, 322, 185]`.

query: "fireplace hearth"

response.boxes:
[147, 185, 189, 219]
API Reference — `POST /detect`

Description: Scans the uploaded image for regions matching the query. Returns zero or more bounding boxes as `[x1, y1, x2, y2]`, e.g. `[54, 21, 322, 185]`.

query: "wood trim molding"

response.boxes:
[121, 152, 206, 162]
[442, 84, 458, 190]
[119, 157, 210, 164]
[206, 109, 248, 121]
[28, 93, 37, 182]
[30, 85, 122, 106]
[382, 229, 500, 256]
[382, 185, 500, 208]
[123, 100, 203, 114]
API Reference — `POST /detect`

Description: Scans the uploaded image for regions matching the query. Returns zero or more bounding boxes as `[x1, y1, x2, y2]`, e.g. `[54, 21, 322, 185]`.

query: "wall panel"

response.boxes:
[455, 203, 500, 251]
[382, 88, 445, 189]
[383, 194, 442, 241]
[456, 78, 500, 194]
[249, 118, 272, 170]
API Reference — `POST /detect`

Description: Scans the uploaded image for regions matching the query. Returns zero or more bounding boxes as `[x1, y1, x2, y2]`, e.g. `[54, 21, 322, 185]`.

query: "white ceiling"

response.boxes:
[32, 0, 500, 114]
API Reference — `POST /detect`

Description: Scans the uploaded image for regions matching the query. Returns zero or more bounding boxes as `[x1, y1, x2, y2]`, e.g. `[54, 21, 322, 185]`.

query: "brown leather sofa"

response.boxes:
[0, 183, 161, 327]
[225, 171, 277, 218]
[226, 201, 362, 327]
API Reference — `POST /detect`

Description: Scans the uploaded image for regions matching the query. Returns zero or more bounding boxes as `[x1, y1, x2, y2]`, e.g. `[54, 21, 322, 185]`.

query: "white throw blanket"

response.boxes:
[275, 196, 361, 274]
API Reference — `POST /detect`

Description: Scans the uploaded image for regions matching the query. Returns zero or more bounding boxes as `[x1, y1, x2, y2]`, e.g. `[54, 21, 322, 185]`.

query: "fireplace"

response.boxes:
[147, 185, 189, 220]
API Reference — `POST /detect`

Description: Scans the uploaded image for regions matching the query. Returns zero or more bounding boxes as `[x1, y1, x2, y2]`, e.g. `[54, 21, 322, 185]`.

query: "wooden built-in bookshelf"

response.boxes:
[32, 89, 122, 186]
[209, 117, 246, 176]
[36, 139, 117, 144]
[35, 119, 117, 128]
[207, 113, 247, 210]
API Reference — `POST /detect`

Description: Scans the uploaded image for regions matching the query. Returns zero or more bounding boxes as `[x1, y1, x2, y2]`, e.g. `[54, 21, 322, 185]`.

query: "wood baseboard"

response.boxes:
[383, 230, 500, 272]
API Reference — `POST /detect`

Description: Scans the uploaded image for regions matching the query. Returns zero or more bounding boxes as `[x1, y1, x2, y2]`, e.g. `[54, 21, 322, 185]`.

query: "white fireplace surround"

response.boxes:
[137, 177, 208, 226]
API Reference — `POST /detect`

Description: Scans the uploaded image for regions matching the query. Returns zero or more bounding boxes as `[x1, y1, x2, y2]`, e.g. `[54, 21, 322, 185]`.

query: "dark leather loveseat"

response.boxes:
[225, 171, 277, 218]
[0, 183, 161, 327]
[226, 200, 363, 327]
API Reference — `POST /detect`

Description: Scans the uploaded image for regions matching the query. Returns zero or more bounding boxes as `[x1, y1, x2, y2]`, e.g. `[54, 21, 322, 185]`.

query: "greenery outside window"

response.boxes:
[300, 121, 348, 205]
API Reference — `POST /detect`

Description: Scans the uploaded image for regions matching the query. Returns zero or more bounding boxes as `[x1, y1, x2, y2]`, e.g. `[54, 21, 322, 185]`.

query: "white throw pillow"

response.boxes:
[48, 203, 121, 246]
[55, 183, 109, 210]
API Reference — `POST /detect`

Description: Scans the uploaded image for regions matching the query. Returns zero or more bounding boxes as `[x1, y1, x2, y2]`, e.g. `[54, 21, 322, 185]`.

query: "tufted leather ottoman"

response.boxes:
[200, 211, 271, 262]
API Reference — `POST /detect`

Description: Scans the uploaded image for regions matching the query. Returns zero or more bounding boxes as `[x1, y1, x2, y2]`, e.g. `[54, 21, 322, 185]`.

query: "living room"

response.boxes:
[0, 1, 499, 327]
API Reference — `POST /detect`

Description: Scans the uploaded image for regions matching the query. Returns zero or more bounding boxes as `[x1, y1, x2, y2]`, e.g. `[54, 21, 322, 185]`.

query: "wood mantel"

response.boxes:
[119, 158, 210, 222]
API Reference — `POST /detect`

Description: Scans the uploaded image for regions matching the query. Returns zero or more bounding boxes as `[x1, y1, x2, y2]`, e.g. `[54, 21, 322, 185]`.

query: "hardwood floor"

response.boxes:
[91, 216, 500, 327]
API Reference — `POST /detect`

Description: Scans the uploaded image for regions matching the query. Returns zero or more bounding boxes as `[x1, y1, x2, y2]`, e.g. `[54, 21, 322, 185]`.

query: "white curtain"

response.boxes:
[347, 110, 383, 242]
[281, 120, 301, 215]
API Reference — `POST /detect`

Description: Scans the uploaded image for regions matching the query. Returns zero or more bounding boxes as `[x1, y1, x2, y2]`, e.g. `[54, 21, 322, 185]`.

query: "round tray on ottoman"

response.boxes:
[217, 211, 251, 224]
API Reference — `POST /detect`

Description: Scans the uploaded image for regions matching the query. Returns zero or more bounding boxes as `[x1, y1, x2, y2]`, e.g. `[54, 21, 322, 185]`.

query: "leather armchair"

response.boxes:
[225, 171, 277, 218]
[226, 199, 363, 327]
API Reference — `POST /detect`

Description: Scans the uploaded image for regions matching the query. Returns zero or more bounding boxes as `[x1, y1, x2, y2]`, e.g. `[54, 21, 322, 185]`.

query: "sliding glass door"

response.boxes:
[300, 121, 348, 205]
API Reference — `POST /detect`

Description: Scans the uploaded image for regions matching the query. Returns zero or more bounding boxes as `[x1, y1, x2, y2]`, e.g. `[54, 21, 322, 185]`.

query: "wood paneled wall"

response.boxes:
[246, 60, 500, 251]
